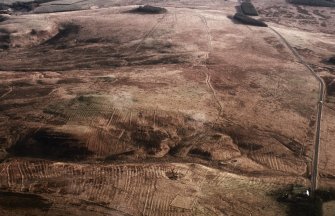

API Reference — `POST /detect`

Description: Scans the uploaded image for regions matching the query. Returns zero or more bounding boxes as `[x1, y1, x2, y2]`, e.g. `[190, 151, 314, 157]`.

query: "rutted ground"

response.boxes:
[0, 160, 307, 215]
[0, 0, 334, 215]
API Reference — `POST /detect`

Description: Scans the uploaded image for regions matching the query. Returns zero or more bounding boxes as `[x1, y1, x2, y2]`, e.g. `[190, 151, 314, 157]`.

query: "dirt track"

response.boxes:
[268, 26, 326, 195]
[0, 0, 335, 215]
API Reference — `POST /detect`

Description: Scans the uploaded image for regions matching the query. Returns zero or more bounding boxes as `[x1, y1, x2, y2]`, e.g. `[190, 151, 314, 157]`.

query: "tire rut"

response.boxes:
[196, 14, 223, 117]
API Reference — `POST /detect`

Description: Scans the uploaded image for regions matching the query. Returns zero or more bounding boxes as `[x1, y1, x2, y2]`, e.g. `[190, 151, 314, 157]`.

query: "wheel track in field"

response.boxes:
[0, 86, 13, 99]
[249, 153, 302, 175]
[196, 14, 223, 117]
[134, 13, 168, 53]
[59, 106, 187, 157]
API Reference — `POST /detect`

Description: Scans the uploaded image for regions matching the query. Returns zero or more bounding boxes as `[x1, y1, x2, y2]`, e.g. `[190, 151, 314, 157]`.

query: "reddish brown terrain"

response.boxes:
[0, 0, 334, 215]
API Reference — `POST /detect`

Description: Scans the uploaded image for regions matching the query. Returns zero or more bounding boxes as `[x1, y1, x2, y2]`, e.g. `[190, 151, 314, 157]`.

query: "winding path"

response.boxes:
[197, 14, 224, 117]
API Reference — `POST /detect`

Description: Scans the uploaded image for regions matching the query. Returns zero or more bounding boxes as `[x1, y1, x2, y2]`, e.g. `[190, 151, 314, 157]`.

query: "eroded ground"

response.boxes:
[0, 0, 334, 215]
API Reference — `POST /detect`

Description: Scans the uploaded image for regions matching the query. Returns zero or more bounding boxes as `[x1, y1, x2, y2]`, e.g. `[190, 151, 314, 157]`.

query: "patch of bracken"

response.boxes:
[328, 56, 335, 64]
[188, 148, 212, 160]
[43, 23, 80, 46]
[0, 15, 8, 22]
[237, 142, 263, 151]
[233, 13, 268, 27]
[241, 2, 258, 16]
[129, 5, 167, 14]
[289, 0, 335, 7]
[7, 128, 92, 160]
[0, 192, 52, 210]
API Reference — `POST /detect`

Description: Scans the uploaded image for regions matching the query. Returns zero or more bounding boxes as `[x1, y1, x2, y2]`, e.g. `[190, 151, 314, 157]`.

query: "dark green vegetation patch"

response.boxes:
[43, 23, 80, 45]
[0, 0, 56, 13]
[0, 191, 52, 210]
[0, 15, 7, 22]
[289, 0, 335, 7]
[276, 186, 335, 216]
[328, 56, 335, 64]
[322, 76, 335, 96]
[0, 29, 10, 50]
[7, 128, 92, 160]
[241, 2, 258, 16]
[129, 5, 167, 14]
[233, 13, 267, 27]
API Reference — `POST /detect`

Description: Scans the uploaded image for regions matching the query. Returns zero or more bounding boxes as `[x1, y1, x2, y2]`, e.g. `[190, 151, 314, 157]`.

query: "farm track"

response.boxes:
[268, 26, 326, 194]
[196, 14, 223, 117]
[134, 13, 168, 53]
